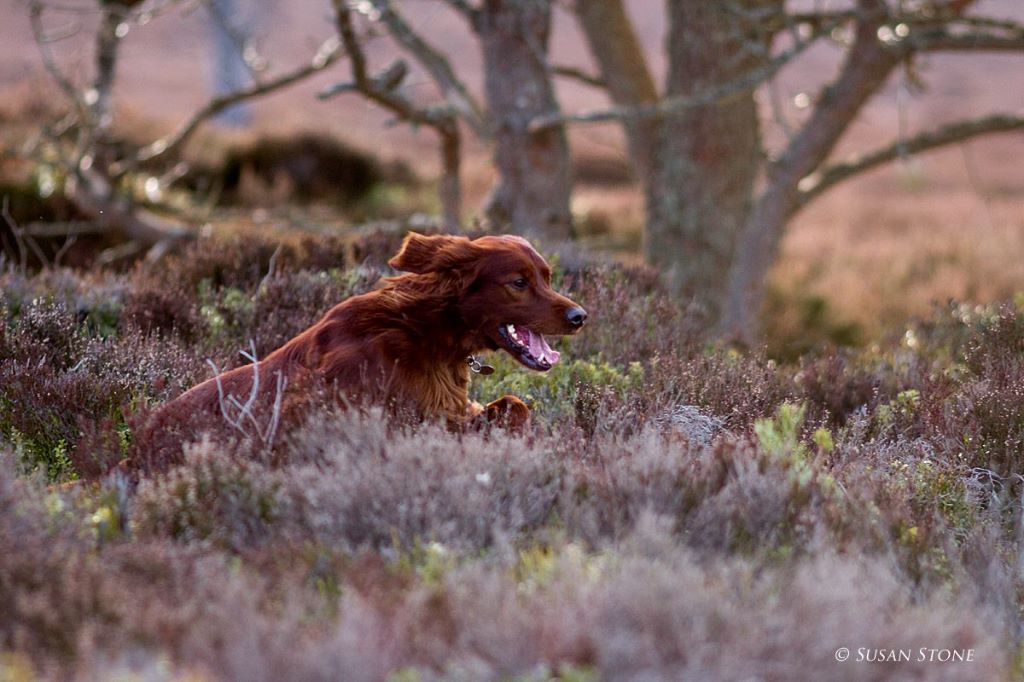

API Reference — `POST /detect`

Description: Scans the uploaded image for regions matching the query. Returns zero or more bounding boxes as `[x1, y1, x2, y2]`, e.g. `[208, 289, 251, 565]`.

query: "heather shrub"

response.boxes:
[187, 132, 388, 207]
[913, 305, 1024, 476]
[196, 265, 381, 359]
[0, 295, 197, 479]
[3, 231, 1024, 679]
[644, 349, 794, 430]
[133, 439, 289, 551]
[474, 354, 644, 425]
[795, 350, 899, 428]
[562, 262, 704, 366]
[279, 412, 563, 553]
[409, 539, 1007, 681]
[119, 278, 201, 341]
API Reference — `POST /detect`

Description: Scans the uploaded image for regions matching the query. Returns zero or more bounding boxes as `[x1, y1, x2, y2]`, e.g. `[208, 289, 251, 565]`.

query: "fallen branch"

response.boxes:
[23, 221, 109, 238]
[70, 167, 194, 253]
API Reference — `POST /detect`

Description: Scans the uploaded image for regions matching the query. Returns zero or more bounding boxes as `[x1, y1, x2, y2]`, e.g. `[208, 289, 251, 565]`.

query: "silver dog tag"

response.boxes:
[467, 356, 495, 375]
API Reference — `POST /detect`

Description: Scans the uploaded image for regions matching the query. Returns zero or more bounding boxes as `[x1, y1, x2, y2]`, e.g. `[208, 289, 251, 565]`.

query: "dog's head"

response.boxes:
[389, 232, 587, 371]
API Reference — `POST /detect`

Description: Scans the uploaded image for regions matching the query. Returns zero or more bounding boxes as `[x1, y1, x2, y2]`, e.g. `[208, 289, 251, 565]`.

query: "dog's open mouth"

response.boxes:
[497, 323, 560, 371]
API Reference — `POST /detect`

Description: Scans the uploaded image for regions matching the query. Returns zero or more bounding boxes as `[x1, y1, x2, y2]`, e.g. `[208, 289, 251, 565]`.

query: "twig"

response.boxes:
[551, 64, 605, 89]
[905, 28, 1024, 53]
[53, 233, 77, 267]
[254, 243, 283, 298]
[2, 197, 28, 270]
[207, 341, 286, 445]
[97, 240, 142, 265]
[2, 197, 49, 269]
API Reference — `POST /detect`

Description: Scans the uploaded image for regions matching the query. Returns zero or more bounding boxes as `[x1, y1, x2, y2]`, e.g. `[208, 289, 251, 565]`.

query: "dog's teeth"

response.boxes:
[506, 323, 522, 344]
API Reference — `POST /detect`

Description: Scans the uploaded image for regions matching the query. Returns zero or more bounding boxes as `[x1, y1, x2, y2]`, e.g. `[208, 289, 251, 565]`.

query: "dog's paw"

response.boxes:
[466, 400, 485, 419]
[485, 395, 530, 432]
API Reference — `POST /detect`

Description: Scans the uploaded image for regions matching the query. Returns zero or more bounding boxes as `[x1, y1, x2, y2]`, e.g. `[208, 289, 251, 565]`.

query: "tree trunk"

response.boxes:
[645, 0, 779, 316]
[717, 186, 793, 343]
[719, 3, 898, 341]
[438, 123, 462, 231]
[207, 0, 252, 126]
[478, 0, 573, 241]
[575, 0, 660, 183]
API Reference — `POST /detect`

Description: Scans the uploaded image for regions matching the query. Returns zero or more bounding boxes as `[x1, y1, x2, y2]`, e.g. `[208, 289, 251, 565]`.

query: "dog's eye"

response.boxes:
[511, 278, 529, 290]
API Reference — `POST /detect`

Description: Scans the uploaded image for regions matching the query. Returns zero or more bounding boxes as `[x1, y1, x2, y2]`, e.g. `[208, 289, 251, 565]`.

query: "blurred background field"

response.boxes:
[2, 0, 1022, 349]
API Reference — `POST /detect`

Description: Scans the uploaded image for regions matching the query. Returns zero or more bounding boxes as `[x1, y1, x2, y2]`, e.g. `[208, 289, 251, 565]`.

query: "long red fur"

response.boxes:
[140, 232, 585, 468]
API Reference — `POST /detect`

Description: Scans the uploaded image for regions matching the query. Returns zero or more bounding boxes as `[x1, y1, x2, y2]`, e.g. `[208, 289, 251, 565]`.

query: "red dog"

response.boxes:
[149, 232, 586, 445]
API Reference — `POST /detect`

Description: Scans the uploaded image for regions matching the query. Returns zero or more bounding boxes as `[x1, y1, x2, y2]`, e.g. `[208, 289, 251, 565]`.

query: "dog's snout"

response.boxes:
[566, 306, 587, 328]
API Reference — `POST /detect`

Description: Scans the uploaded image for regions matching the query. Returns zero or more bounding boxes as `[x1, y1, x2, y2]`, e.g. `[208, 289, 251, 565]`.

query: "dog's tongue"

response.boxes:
[520, 327, 560, 366]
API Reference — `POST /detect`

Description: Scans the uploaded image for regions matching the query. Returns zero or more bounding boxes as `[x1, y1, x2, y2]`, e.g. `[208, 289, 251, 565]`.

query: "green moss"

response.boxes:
[198, 279, 255, 342]
[472, 354, 643, 422]
[5, 429, 76, 483]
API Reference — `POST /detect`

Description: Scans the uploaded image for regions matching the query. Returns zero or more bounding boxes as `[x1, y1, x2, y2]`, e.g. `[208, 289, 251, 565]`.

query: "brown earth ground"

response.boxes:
[1, 0, 1022, 341]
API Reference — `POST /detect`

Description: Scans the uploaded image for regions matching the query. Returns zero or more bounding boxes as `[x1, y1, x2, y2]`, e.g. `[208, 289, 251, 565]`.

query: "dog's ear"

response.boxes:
[389, 232, 474, 274]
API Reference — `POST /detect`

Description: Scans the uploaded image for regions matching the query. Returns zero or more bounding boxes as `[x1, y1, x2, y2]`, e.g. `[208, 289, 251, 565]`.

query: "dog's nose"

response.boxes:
[566, 306, 588, 328]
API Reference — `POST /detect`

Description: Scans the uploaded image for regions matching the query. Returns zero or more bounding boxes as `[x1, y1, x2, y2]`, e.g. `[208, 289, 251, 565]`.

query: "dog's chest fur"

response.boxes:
[405, 360, 474, 420]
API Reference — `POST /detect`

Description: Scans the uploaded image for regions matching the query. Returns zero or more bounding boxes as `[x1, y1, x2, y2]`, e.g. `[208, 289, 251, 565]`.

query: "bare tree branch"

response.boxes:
[91, 1, 125, 136]
[327, 0, 461, 230]
[28, 0, 197, 253]
[23, 221, 108, 238]
[550, 64, 605, 88]
[768, 3, 897, 182]
[940, 14, 1024, 32]
[441, 0, 478, 21]
[907, 28, 1024, 52]
[798, 113, 1024, 205]
[325, 7, 452, 128]
[368, 0, 488, 137]
[719, 0, 899, 340]
[119, 36, 342, 173]
[29, 1, 87, 115]
[529, 14, 841, 133]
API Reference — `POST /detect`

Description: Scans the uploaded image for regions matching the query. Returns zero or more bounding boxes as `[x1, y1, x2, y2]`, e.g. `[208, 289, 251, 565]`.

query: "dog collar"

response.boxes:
[467, 356, 495, 375]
